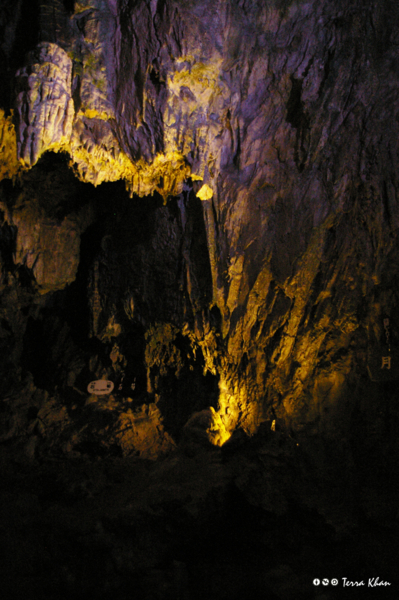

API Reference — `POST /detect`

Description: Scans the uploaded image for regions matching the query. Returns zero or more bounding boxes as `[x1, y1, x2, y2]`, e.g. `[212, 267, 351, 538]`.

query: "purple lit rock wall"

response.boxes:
[1, 3, 399, 599]
[1, 0, 399, 461]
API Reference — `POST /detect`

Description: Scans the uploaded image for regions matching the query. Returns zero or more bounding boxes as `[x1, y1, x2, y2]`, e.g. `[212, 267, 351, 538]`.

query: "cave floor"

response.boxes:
[0, 434, 398, 600]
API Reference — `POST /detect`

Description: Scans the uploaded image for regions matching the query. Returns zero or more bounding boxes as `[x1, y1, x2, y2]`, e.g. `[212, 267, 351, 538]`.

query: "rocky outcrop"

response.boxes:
[15, 43, 74, 167]
[12, 0, 191, 195]
[11, 203, 82, 294]
[1, 5, 399, 598]
[1, 0, 399, 468]
[0, 109, 19, 180]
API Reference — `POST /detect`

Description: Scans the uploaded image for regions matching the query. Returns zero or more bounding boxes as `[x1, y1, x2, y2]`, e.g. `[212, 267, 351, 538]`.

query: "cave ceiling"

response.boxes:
[1, 0, 399, 460]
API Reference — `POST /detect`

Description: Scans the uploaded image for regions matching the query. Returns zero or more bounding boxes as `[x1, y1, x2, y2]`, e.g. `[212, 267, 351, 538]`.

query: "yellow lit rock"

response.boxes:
[164, 54, 226, 171]
[114, 404, 176, 459]
[79, 108, 111, 121]
[196, 184, 214, 201]
[12, 41, 192, 201]
[11, 35, 229, 203]
[183, 407, 231, 447]
[11, 197, 82, 294]
[0, 110, 20, 181]
[169, 60, 222, 98]
[226, 255, 245, 314]
[100, 316, 122, 341]
[145, 323, 184, 381]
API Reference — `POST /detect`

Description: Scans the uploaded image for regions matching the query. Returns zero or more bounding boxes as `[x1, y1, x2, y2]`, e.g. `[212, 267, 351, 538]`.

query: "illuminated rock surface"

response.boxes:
[1, 0, 399, 598]
[15, 43, 75, 167]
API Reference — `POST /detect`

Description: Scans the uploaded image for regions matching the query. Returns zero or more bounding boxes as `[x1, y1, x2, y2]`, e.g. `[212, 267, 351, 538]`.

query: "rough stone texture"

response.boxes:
[0, 152, 93, 294]
[12, 3, 192, 195]
[15, 43, 75, 166]
[1, 2, 399, 598]
[1, 0, 399, 461]
[0, 109, 20, 180]
[11, 207, 82, 294]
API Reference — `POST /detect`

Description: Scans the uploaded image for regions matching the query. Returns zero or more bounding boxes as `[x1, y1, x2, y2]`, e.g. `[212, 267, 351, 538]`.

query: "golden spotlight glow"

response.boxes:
[196, 183, 214, 201]
[0, 109, 20, 181]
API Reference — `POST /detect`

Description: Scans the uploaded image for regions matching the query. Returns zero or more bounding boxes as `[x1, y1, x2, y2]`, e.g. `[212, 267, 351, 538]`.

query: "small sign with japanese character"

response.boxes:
[367, 318, 399, 381]
[87, 380, 114, 395]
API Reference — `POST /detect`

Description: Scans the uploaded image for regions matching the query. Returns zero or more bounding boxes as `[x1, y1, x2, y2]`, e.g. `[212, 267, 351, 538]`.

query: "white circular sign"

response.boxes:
[87, 380, 114, 395]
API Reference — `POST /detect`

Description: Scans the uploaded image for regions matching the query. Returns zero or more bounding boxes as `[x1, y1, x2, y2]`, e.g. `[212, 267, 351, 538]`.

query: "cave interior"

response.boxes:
[0, 1, 399, 599]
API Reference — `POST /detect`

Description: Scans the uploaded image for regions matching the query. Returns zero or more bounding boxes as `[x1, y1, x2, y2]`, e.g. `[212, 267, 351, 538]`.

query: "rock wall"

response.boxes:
[1, 0, 399, 466]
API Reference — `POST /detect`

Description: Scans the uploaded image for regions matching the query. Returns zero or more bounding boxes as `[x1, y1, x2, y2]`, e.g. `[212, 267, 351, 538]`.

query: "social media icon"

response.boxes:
[313, 579, 320, 586]
[331, 579, 339, 586]
[322, 578, 329, 586]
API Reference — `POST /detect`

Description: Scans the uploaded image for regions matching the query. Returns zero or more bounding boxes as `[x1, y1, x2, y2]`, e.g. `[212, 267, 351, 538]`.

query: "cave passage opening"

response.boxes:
[6, 150, 220, 456]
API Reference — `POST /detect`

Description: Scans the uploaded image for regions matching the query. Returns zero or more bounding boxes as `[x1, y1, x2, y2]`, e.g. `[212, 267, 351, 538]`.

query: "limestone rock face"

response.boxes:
[11, 207, 81, 294]
[2, 4, 399, 598]
[15, 43, 74, 167]
[0, 151, 95, 294]
[13, 5, 191, 195]
[0, 109, 19, 180]
[1, 0, 399, 474]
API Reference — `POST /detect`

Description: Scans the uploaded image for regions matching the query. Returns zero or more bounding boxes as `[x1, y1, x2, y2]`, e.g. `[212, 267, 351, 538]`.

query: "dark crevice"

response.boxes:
[0, 212, 17, 274]
[0, 0, 40, 111]
[319, 47, 335, 97]
[62, 0, 75, 13]
[157, 334, 220, 439]
[286, 76, 305, 129]
[286, 75, 310, 172]
[10, 0, 41, 67]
